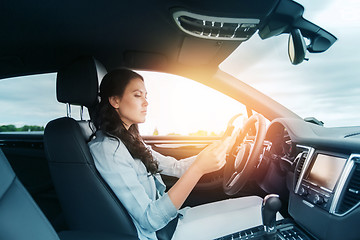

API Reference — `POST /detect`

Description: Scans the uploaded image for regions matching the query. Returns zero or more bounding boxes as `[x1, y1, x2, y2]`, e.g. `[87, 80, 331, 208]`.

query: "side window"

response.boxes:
[0, 72, 246, 134]
[0, 73, 88, 132]
[137, 71, 247, 136]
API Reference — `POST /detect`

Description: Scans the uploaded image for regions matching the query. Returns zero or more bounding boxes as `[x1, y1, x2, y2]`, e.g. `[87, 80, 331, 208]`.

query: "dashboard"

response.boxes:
[259, 118, 360, 240]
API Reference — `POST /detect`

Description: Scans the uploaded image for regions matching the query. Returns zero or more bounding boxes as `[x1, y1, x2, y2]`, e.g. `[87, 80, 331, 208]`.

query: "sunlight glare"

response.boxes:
[137, 71, 246, 136]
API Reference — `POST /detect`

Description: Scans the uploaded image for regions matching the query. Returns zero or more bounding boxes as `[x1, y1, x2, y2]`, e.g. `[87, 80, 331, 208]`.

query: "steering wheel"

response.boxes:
[223, 113, 267, 195]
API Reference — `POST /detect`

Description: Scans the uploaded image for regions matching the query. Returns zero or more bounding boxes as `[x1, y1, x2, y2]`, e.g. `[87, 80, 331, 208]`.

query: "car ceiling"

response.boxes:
[0, 0, 281, 80]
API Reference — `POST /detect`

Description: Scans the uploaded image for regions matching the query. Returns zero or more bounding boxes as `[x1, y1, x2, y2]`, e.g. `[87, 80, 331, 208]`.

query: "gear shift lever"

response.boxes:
[262, 194, 282, 235]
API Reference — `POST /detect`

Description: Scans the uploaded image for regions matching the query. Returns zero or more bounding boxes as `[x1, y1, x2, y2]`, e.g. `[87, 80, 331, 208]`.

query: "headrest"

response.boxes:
[56, 56, 107, 108]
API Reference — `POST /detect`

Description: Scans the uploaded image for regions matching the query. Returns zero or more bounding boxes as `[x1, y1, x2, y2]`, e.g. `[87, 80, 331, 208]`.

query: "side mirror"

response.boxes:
[288, 29, 307, 65]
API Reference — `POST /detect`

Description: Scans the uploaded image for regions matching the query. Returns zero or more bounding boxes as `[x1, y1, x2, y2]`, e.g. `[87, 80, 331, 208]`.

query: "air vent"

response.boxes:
[294, 146, 315, 194]
[295, 151, 307, 184]
[337, 160, 360, 214]
[173, 11, 259, 41]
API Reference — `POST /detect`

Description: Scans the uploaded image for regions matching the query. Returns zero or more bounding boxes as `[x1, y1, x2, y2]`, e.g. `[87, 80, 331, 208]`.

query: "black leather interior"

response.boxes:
[0, 149, 60, 240]
[56, 56, 106, 111]
[44, 57, 138, 237]
[45, 117, 137, 236]
[0, 148, 137, 240]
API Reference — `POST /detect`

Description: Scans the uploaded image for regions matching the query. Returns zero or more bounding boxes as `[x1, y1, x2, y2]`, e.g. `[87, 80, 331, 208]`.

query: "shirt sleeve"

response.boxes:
[150, 147, 196, 178]
[90, 138, 178, 232]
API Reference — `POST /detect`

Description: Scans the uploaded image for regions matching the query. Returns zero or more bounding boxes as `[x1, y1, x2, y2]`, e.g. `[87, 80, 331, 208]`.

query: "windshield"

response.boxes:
[220, 0, 360, 127]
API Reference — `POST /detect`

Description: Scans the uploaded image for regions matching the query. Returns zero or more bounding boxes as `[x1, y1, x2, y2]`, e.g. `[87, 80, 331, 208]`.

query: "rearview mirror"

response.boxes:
[288, 29, 307, 65]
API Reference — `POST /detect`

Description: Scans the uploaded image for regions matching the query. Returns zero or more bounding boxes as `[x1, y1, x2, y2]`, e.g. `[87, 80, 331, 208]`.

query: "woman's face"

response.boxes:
[109, 77, 148, 129]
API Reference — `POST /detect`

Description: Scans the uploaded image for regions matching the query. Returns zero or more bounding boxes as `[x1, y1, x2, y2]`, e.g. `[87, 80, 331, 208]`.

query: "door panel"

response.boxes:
[144, 135, 218, 158]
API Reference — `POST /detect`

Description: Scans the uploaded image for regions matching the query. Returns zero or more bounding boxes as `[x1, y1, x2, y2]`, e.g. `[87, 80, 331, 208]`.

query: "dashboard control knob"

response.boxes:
[313, 194, 324, 204]
[299, 187, 308, 196]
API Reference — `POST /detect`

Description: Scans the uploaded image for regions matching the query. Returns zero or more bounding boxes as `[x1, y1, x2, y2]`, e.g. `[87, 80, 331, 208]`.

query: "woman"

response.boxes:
[89, 69, 262, 240]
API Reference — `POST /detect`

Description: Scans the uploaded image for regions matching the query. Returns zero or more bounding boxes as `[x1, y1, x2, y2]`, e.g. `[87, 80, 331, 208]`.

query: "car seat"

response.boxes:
[0, 148, 60, 240]
[0, 147, 137, 240]
[44, 57, 138, 237]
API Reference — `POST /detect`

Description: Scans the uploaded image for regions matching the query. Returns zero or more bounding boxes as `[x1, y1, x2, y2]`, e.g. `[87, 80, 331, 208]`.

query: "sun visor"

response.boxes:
[123, 51, 168, 70]
[178, 37, 223, 65]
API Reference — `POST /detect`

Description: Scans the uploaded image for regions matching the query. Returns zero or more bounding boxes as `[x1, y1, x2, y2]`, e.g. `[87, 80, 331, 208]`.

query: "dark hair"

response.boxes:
[93, 68, 159, 175]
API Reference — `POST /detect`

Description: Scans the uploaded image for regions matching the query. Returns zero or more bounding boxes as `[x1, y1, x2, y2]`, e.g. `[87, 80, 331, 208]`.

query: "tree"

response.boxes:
[189, 130, 208, 136]
[0, 125, 17, 132]
[0, 124, 44, 132]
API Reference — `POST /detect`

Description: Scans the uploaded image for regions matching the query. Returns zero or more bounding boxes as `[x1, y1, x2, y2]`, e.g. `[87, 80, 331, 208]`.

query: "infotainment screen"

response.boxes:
[306, 154, 347, 191]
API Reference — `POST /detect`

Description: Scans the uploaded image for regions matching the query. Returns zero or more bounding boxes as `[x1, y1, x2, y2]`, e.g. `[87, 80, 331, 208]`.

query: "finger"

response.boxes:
[219, 140, 229, 152]
[224, 137, 232, 145]
[213, 143, 230, 157]
[220, 137, 232, 151]
[218, 158, 226, 169]
[205, 140, 221, 150]
[229, 128, 240, 141]
[212, 142, 228, 155]
[219, 145, 229, 157]
[222, 126, 234, 139]
[217, 137, 231, 147]
[210, 138, 227, 150]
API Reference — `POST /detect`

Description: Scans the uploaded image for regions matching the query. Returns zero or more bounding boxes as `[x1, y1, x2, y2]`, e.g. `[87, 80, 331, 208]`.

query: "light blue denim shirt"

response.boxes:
[88, 131, 195, 240]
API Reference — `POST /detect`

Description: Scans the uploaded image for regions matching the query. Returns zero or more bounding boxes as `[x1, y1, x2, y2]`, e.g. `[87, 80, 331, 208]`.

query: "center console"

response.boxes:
[215, 219, 315, 240]
[215, 147, 360, 240]
[215, 194, 316, 240]
[295, 152, 347, 212]
[289, 147, 360, 240]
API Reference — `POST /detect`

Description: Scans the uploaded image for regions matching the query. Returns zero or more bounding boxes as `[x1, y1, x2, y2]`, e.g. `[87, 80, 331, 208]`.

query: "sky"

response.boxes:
[0, 0, 359, 134]
[0, 74, 88, 128]
[220, 0, 360, 127]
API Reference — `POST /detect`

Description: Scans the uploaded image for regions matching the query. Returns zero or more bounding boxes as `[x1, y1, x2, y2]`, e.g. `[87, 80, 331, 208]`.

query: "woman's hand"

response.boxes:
[168, 137, 231, 209]
[193, 137, 231, 175]
[222, 113, 244, 155]
[226, 128, 240, 155]
[168, 135, 236, 209]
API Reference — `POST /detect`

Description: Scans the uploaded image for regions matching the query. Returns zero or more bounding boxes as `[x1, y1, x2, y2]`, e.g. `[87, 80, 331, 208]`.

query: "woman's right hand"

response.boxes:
[168, 136, 235, 209]
[192, 137, 231, 175]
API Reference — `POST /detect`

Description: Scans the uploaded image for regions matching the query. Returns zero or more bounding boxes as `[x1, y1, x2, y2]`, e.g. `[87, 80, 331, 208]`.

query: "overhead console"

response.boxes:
[173, 11, 260, 41]
[289, 146, 360, 239]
